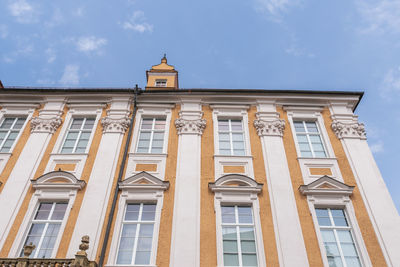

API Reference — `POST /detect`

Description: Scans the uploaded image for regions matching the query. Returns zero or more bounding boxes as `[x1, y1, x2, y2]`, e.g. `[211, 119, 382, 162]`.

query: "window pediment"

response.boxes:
[209, 174, 263, 193]
[299, 175, 354, 196]
[119, 171, 169, 191]
[31, 170, 85, 190]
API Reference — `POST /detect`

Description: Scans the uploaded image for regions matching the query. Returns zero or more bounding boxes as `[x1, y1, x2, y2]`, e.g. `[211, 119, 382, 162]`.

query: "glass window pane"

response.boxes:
[222, 206, 236, 223]
[65, 132, 79, 141]
[141, 119, 153, 129]
[219, 141, 231, 149]
[7, 131, 18, 140]
[296, 134, 308, 142]
[135, 251, 151, 265]
[316, 209, 329, 217]
[233, 141, 244, 149]
[242, 254, 258, 266]
[222, 227, 237, 240]
[321, 230, 336, 242]
[35, 203, 53, 220]
[341, 243, 358, 257]
[345, 257, 362, 267]
[116, 250, 132, 265]
[301, 151, 313, 157]
[233, 149, 245, 156]
[317, 216, 332, 226]
[220, 149, 231, 155]
[83, 119, 95, 129]
[139, 224, 154, 237]
[241, 240, 256, 253]
[299, 143, 311, 151]
[309, 135, 323, 143]
[14, 118, 26, 129]
[337, 230, 353, 243]
[305, 122, 319, 132]
[151, 140, 163, 148]
[80, 132, 91, 140]
[61, 147, 73, 153]
[136, 237, 152, 251]
[331, 209, 345, 218]
[315, 151, 327, 158]
[119, 237, 135, 251]
[333, 217, 348, 227]
[219, 133, 230, 141]
[325, 242, 340, 256]
[294, 121, 305, 132]
[224, 253, 239, 266]
[51, 203, 68, 220]
[70, 119, 84, 129]
[328, 256, 343, 267]
[218, 120, 229, 131]
[0, 118, 15, 129]
[240, 227, 255, 240]
[154, 119, 166, 129]
[223, 240, 238, 253]
[139, 132, 151, 140]
[76, 140, 89, 150]
[231, 120, 243, 131]
[121, 224, 137, 237]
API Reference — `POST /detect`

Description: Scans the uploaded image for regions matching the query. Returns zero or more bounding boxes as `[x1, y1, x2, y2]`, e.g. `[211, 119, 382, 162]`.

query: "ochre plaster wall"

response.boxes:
[322, 108, 387, 266]
[248, 106, 280, 266]
[200, 105, 217, 267]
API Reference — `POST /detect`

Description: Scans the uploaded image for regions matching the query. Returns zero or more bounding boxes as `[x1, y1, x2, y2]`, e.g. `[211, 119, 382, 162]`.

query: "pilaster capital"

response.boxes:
[253, 119, 285, 137]
[30, 116, 62, 134]
[101, 116, 130, 134]
[331, 120, 366, 140]
[175, 117, 206, 135]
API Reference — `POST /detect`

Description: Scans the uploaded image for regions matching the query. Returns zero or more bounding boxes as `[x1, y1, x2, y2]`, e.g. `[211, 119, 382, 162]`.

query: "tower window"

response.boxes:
[155, 79, 167, 87]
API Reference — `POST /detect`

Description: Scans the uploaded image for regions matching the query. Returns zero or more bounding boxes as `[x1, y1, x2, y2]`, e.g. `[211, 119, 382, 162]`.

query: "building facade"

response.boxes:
[0, 57, 399, 267]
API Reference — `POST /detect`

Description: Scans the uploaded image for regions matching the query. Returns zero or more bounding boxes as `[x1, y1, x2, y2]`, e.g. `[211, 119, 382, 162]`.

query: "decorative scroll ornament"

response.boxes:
[30, 116, 62, 134]
[331, 120, 366, 140]
[253, 119, 285, 137]
[175, 118, 206, 135]
[101, 116, 130, 134]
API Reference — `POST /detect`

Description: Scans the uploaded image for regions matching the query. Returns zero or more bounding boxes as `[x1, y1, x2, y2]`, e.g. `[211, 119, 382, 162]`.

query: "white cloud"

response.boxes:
[2, 44, 34, 63]
[59, 64, 80, 85]
[122, 11, 153, 33]
[45, 8, 64, 28]
[370, 140, 384, 153]
[357, 0, 400, 34]
[380, 66, 400, 99]
[8, 0, 38, 24]
[45, 48, 56, 63]
[73, 7, 84, 17]
[254, 0, 300, 22]
[0, 25, 8, 39]
[76, 36, 108, 52]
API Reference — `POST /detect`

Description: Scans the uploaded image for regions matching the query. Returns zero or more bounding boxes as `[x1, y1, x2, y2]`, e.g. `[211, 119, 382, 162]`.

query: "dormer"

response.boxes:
[146, 55, 179, 90]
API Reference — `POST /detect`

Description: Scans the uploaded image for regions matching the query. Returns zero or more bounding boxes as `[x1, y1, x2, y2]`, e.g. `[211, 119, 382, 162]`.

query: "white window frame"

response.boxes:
[131, 104, 173, 155]
[0, 105, 35, 173]
[9, 171, 85, 258]
[300, 176, 372, 267]
[107, 172, 169, 267]
[53, 104, 103, 155]
[285, 107, 335, 159]
[210, 174, 267, 267]
[217, 119, 247, 156]
[292, 120, 328, 158]
[136, 118, 167, 154]
[211, 105, 252, 157]
[60, 117, 97, 154]
[154, 79, 167, 87]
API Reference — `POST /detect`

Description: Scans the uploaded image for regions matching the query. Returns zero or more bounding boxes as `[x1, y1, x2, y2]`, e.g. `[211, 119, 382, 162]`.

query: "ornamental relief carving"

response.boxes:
[175, 118, 206, 135]
[331, 120, 366, 140]
[30, 116, 62, 134]
[101, 116, 130, 134]
[253, 119, 285, 137]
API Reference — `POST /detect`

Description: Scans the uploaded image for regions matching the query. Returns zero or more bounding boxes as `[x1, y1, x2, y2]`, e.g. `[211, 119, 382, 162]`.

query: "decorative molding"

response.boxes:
[331, 120, 366, 140]
[31, 170, 86, 190]
[209, 174, 263, 194]
[30, 115, 62, 134]
[119, 171, 170, 191]
[253, 119, 285, 137]
[299, 175, 354, 197]
[101, 116, 130, 134]
[174, 117, 206, 135]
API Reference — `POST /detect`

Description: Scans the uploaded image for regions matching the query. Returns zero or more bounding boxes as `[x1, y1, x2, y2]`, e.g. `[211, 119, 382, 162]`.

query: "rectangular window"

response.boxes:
[316, 208, 362, 267]
[137, 118, 166, 153]
[294, 121, 326, 158]
[221, 205, 258, 267]
[21, 202, 68, 258]
[0, 117, 26, 152]
[155, 79, 167, 87]
[61, 118, 95, 153]
[116, 203, 156, 265]
[218, 119, 245, 156]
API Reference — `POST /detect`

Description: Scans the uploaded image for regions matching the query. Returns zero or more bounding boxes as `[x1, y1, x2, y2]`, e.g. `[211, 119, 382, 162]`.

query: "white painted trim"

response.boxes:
[9, 184, 80, 258]
[106, 181, 166, 266]
[305, 194, 373, 267]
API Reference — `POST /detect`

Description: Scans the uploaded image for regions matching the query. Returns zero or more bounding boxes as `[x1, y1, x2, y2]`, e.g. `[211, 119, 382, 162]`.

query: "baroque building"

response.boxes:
[0, 56, 399, 267]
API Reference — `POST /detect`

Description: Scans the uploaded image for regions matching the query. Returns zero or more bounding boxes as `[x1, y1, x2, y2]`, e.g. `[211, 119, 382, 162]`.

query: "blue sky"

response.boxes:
[1, 0, 399, 212]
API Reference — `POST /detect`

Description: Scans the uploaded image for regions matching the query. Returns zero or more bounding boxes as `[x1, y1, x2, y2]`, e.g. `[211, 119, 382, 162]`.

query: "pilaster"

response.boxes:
[169, 100, 204, 267]
[254, 101, 309, 267]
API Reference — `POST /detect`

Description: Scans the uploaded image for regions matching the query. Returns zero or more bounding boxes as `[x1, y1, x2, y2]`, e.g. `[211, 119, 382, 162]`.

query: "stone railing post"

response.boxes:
[70, 235, 96, 267]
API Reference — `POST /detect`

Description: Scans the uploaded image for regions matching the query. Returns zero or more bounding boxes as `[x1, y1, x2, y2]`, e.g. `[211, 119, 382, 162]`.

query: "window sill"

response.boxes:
[50, 153, 89, 156]
[105, 265, 157, 267]
[214, 154, 253, 159]
[130, 152, 167, 157]
[297, 157, 337, 160]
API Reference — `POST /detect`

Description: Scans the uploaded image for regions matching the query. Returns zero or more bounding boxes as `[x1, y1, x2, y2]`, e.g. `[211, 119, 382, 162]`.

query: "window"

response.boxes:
[155, 79, 167, 87]
[218, 119, 245, 156]
[116, 203, 156, 265]
[293, 121, 326, 158]
[61, 118, 95, 153]
[21, 202, 68, 258]
[0, 117, 26, 152]
[221, 205, 258, 267]
[137, 118, 166, 153]
[316, 208, 362, 267]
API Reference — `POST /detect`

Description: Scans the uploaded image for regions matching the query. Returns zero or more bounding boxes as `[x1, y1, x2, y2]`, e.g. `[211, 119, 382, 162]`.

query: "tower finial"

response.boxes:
[161, 53, 167, 63]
